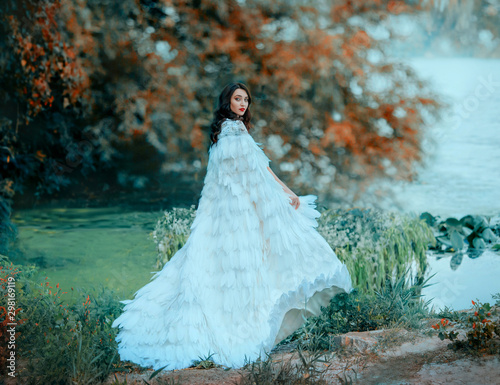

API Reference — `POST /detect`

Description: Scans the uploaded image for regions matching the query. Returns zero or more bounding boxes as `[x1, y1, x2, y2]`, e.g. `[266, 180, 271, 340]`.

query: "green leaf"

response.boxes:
[149, 365, 169, 380]
[462, 227, 473, 237]
[446, 218, 460, 226]
[460, 215, 475, 229]
[450, 253, 463, 270]
[420, 212, 435, 226]
[466, 230, 478, 246]
[436, 236, 452, 247]
[480, 228, 497, 243]
[450, 230, 464, 250]
[472, 215, 488, 232]
[473, 237, 486, 249]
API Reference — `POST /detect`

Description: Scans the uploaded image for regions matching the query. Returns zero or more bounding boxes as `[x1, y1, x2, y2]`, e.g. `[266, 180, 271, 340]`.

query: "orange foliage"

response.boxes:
[418, 97, 437, 105]
[322, 117, 359, 153]
[309, 142, 324, 156]
[190, 125, 204, 150]
[7, 0, 90, 119]
[387, 1, 411, 15]
[0, 0, 444, 202]
[350, 30, 371, 48]
[35, 150, 47, 162]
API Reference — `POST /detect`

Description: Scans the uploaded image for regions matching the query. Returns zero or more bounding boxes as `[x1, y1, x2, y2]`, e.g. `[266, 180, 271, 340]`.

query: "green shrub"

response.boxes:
[318, 208, 435, 293]
[434, 297, 500, 353]
[421, 212, 500, 257]
[0, 255, 123, 384]
[282, 272, 432, 351]
[237, 348, 331, 385]
[152, 206, 196, 269]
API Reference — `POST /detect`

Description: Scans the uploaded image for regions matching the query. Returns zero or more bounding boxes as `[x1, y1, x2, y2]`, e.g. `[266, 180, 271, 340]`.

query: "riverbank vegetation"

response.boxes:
[154, 206, 436, 292]
[0, 255, 122, 384]
[421, 212, 500, 265]
[433, 297, 500, 354]
[2, 203, 500, 383]
[280, 273, 434, 352]
[2, 254, 432, 385]
[0, 208, 435, 383]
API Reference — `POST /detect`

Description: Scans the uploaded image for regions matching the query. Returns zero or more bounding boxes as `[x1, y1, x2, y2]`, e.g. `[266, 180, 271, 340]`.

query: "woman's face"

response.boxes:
[230, 88, 249, 117]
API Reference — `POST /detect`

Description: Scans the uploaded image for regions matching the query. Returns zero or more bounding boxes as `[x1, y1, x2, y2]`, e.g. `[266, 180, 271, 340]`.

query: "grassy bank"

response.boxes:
[3, 207, 493, 384]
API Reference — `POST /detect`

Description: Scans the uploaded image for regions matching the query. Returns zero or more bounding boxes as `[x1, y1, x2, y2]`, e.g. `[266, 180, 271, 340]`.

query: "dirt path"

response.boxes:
[353, 337, 500, 385]
[104, 328, 500, 385]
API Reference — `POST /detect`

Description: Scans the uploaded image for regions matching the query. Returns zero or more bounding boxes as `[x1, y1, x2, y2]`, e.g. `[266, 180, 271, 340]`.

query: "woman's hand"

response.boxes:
[289, 194, 300, 210]
[266, 166, 300, 209]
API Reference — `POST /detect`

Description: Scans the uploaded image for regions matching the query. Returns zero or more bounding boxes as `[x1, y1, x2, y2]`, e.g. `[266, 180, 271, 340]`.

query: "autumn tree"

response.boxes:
[0, 0, 445, 250]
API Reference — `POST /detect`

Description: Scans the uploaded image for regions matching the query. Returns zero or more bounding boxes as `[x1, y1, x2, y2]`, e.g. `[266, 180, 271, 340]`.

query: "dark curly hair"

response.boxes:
[209, 82, 252, 145]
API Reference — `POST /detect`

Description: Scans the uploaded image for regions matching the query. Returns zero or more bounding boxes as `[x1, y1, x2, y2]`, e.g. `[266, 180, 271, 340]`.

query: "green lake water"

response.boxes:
[10, 207, 164, 303]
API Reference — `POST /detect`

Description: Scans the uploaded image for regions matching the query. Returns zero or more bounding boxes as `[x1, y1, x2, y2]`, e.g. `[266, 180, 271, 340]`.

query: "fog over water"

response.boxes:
[390, 57, 500, 219]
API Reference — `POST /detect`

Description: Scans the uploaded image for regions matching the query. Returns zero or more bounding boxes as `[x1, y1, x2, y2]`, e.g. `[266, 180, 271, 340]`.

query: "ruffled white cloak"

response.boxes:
[112, 118, 352, 371]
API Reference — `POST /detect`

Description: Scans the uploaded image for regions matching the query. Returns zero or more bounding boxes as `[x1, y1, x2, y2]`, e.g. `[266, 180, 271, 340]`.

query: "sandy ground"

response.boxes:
[6, 317, 498, 384]
[102, 322, 500, 385]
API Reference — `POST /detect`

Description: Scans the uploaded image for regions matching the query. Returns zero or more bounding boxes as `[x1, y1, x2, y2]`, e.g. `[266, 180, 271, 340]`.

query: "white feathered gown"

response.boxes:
[112, 118, 352, 371]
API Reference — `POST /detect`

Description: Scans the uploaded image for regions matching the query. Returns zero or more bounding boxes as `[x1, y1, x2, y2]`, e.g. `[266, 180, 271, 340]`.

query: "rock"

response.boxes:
[333, 331, 379, 352]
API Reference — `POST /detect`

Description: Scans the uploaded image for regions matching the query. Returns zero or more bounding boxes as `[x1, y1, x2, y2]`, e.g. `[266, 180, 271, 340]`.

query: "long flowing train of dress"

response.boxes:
[112, 118, 352, 371]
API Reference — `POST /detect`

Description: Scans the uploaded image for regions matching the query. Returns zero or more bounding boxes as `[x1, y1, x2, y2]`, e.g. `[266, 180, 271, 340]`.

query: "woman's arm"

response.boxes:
[267, 166, 300, 209]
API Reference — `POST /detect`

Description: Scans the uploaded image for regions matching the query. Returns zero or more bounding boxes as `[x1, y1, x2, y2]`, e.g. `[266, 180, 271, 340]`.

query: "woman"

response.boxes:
[112, 82, 352, 371]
